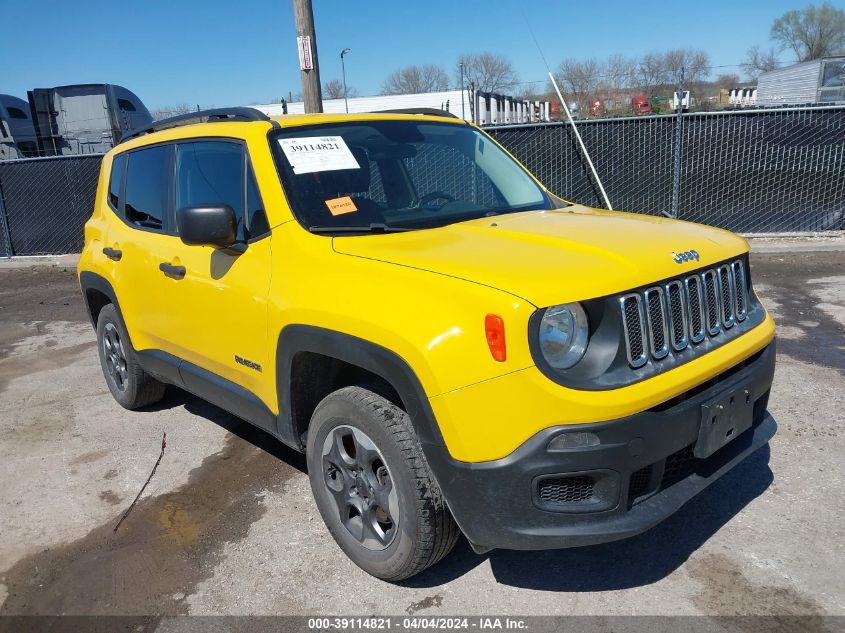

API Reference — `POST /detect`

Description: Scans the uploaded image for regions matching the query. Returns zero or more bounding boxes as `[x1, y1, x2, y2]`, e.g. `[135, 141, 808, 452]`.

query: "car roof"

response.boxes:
[114, 108, 467, 153]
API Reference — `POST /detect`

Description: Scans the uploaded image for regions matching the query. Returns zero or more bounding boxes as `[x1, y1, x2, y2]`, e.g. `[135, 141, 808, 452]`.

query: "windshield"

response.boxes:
[269, 120, 552, 233]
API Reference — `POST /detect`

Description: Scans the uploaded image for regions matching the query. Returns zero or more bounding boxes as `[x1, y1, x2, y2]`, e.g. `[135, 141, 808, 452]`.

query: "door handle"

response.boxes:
[103, 247, 122, 261]
[159, 262, 186, 279]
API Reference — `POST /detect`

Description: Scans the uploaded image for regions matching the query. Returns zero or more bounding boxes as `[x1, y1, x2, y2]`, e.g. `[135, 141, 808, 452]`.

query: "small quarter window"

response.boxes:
[247, 164, 270, 238]
[108, 154, 126, 211]
[125, 145, 171, 230]
[7, 107, 28, 119]
[117, 98, 137, 112]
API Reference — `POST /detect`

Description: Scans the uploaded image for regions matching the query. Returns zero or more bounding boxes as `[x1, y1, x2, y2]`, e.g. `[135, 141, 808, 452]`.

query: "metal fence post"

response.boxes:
[670, 67, 685, 219]
[0, 177, 13, 258]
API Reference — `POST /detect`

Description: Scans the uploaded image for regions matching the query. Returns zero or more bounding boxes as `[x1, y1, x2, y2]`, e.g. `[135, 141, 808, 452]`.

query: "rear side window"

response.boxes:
[125, 145, 171, 231]
[117, 98, 137, 112]
[108, 154, 126, 211]
[176, 141, 245, 240]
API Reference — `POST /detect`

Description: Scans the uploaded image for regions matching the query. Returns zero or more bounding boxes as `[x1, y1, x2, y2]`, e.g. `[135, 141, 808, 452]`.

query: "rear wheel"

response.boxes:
[306, 386, 460, 581]
[96, 304, 166, 409]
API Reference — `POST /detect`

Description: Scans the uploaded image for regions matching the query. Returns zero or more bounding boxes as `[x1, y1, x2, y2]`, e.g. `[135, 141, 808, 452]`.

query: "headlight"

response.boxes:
[538, 303, 589, 370]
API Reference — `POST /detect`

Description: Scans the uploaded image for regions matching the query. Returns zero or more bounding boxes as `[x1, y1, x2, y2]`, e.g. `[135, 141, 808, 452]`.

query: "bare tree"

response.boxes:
[771, 2, 845, 61]
[323, 79, 358, 99]
[554, 58, 602, 111]
[741, 45, 781, 80]
[603, 54, 637, 91]
[714, 73, 742, 89]
[662, 48, 711, 86]
[456, 52, 518, 93]
[635, 52, 668, 96]
[150, 103, 194, 121]
[381, 64, 449, 95]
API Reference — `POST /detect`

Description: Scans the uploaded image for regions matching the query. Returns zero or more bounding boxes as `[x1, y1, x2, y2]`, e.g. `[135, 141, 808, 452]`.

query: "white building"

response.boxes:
[249, 90, 551, 126]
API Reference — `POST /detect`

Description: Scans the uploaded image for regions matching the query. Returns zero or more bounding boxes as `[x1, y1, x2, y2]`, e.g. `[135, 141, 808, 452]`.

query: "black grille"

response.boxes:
[719, 265, 734, 326]
[733, 262, 747, 320]
[703, 270, 720, 333]
[666, 282, 686, 349]
[622, 296, 645, 364]
[628, 465, 653, 503]
[687, 276, 704, 341]
[537, 475, 595, 504]
[646, 290, 667, 355]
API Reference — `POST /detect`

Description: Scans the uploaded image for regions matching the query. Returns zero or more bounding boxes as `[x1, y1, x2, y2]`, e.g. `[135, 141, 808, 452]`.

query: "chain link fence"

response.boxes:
[488, 104, 845, 233]
[0, 155, 103, 256]
[0, 105, 842, 257]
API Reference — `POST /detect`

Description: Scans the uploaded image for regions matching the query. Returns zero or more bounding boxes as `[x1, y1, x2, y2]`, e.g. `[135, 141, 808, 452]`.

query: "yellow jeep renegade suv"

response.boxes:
[78, 107, 776, 581]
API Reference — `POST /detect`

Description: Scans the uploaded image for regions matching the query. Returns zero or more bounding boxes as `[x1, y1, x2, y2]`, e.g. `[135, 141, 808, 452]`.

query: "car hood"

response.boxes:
[333, 206, 749, 307]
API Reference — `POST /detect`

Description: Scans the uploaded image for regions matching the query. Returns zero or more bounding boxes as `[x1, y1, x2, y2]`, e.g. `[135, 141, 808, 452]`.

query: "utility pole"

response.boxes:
[341, 48, 351, 113]
[459, 62, 465, 120]
[670, 66, 685, 219]
[293, 0, 323, 113]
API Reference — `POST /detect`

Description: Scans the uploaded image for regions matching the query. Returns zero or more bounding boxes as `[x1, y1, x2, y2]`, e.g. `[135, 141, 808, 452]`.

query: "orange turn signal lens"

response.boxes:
[485, 314, 506, 362]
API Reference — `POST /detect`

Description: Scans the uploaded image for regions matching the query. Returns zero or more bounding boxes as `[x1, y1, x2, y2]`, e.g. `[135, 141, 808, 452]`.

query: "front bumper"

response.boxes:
[425, 341, 776, 551]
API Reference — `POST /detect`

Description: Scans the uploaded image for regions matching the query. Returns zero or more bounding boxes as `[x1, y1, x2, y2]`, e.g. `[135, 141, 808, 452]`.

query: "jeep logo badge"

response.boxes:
[672, 249, 700, 264]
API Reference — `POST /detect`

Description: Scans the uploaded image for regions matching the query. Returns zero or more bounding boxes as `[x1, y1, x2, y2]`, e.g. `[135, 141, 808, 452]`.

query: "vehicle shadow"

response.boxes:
[145, 386, 307, 473]
[404, 445, 773, 590]
[146, 386, 773, 592]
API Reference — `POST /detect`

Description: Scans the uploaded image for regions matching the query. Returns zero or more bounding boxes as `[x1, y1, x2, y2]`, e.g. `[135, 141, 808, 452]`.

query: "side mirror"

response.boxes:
[176, 204, 237, 248]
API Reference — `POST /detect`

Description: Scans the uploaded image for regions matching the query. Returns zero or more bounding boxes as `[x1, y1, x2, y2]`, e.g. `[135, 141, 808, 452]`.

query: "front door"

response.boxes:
[160, 139, 274, 410]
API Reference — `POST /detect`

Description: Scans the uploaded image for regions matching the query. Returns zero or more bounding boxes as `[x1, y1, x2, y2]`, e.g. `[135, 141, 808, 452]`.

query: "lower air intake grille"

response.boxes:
[662, 444, 697, 487]
[537, 475, 594, 504]
[628, 465, 653, 502]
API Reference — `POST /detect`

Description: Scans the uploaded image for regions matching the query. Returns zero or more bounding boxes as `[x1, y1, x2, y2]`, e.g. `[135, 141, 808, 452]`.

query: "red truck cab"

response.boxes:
[632, 96, 651, 115]
[590, 99, 607, 117]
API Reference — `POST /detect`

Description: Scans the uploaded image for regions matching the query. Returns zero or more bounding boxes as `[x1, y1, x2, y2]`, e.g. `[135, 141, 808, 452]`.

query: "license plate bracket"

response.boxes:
[695, 384, 755, 459]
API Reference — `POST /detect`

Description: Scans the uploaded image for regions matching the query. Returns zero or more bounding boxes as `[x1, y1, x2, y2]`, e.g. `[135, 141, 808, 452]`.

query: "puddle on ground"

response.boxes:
[0, 340, 95, 396]
[0, 432, 297, 615]
[687, 552, 829, 630]
[751, 254, 845, 375]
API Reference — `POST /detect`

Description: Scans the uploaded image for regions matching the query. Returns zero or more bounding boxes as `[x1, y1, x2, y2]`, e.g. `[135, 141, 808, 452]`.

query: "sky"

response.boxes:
[2, 0, 812, 111]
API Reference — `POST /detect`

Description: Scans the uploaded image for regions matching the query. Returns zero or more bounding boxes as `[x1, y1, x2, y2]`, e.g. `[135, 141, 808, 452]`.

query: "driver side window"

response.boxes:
[176, 141, 246, 241]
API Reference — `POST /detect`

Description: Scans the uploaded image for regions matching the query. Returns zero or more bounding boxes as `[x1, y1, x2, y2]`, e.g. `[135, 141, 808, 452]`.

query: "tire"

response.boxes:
[306, 386, 460, 581]
[96, 304, 166, 409]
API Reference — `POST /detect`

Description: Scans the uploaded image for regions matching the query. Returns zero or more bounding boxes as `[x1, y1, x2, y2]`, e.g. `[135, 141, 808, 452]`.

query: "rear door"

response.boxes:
[105, 143, 183, 356]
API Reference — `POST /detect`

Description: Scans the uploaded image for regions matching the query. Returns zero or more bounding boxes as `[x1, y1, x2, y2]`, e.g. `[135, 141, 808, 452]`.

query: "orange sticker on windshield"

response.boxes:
[326, 196, 358, 216]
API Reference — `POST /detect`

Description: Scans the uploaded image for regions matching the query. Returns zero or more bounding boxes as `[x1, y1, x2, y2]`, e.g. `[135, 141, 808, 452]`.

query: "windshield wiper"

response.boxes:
[309, 223, 414, 234]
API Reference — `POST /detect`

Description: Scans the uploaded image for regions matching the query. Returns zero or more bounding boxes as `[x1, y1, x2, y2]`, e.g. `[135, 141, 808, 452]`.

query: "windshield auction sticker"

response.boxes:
[278, 136, 360, 174]
[325, 196, 358, 216]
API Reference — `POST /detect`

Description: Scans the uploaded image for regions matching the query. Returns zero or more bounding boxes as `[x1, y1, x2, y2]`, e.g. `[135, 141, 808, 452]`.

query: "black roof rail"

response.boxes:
[374, 108, 459, 119]
[120, 107, 275, 143]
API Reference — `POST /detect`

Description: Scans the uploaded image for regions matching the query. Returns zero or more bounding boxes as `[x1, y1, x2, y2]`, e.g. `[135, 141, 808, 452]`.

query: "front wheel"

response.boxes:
[306, 386, 460, 581]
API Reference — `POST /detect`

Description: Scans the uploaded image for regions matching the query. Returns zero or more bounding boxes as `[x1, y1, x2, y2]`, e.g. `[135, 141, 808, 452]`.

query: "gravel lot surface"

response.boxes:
[0, 253, 842, 622]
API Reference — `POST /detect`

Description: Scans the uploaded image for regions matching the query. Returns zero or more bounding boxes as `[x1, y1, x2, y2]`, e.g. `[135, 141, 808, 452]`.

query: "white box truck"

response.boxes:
[757, 57, 845, 106]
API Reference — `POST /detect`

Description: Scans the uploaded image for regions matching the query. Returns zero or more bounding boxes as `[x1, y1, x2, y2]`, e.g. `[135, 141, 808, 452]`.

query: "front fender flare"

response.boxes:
[275, 324, 447, 453]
